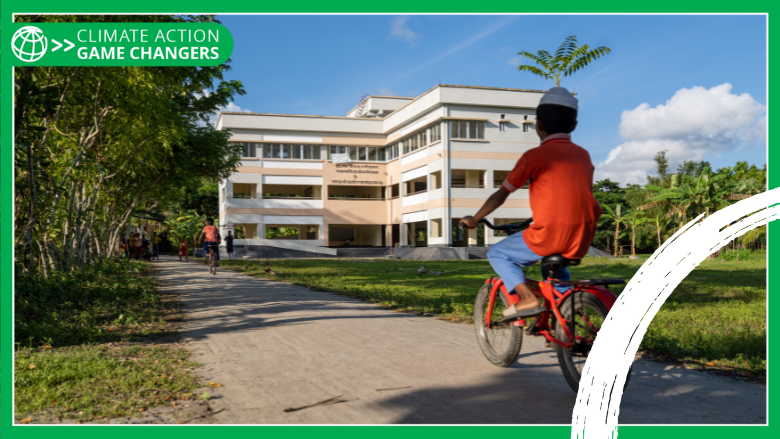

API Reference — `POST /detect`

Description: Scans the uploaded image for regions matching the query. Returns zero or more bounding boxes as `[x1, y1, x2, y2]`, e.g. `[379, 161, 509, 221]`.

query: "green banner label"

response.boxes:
[9, 23, 233, 66]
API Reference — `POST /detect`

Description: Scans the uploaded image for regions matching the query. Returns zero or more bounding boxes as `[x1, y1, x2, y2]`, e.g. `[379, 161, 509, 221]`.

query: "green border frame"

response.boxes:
[2, 2, 774, 438]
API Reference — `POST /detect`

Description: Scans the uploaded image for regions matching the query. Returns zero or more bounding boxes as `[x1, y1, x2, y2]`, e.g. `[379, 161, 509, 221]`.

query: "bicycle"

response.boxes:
[469, 218, 629, 392]
[205, 243, 218, 275]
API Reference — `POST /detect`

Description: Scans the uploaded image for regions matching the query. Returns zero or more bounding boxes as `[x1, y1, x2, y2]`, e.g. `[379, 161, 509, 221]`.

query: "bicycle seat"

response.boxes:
[540, 254, 581, 268]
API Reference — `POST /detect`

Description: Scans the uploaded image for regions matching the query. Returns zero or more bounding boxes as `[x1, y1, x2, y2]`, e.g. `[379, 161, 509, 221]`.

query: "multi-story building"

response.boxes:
[216, 84, 546, 257]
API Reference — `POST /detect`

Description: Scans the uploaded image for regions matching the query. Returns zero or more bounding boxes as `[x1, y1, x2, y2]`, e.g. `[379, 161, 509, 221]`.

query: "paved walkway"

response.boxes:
[154, 257, 766, 424]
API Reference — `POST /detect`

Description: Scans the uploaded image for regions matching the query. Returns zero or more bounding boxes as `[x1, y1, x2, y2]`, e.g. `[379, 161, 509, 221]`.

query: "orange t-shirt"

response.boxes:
[502, 133, 602, 259]
[202, 225, 219, 242]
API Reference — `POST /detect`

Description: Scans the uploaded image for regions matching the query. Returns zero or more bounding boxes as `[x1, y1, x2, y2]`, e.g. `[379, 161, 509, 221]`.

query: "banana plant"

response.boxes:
[601, 204, 627, 257]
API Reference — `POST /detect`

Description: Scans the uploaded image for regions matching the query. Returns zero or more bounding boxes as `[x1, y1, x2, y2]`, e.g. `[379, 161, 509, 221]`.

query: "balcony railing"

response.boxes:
[404, 189, 428, 197]
[263, 196, 321, 200]
[451, 184, 485, 189]
[327, 197, 386, 201]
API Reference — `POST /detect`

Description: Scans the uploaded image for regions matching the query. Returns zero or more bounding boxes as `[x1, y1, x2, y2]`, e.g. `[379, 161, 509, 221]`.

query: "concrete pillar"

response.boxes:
[226, 181, 234, 199]
[410, 223, 417, 246]
[430, 218, 441, 238]
[485, 169, 494, 189]
[467, 227, 478, 247]
[466, 170, 479, 187]
[321, 224, 328, 246]
[385, 224, 392, 247]
[441, 120, 453, 247]
[299, 226, 307, 241]
[257, 223, 265, 240]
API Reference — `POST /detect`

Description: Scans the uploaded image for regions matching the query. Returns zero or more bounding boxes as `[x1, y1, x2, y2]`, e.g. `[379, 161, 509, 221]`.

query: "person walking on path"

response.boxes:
[179, 239, 189, 262]
[135, 233, 144, 260]
[151, 233, 161, 260]
[225, 231, 234, 260]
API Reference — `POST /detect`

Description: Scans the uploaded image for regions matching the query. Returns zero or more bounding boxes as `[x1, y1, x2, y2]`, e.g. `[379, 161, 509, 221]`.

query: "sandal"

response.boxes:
[500, 306, 545, 322]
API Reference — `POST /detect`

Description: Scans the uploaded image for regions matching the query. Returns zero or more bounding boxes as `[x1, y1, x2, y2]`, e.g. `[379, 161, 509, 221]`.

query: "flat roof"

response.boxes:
[220, 84, 548, 122]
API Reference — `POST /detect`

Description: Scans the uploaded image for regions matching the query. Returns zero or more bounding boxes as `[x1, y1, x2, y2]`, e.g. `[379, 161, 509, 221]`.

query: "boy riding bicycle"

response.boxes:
[459, 87, 602, 321]
[198, 218, 221, 266]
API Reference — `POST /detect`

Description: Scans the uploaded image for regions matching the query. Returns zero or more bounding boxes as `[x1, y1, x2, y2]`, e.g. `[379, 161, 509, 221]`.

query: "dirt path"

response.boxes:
[154, 257, 766, 425]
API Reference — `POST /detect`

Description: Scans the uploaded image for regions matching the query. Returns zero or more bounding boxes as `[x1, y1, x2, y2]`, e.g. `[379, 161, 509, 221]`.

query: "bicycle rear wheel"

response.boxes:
[553, 291, 632, 393]
[474, 284, 523, 367]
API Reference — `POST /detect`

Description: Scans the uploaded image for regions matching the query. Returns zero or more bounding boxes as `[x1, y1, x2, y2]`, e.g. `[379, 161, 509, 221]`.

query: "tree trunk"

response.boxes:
[613, 222, 620, 257]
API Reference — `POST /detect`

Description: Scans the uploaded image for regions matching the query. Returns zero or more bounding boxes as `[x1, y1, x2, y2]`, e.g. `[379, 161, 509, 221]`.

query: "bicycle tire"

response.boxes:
[474, 283, 523, 367]
[553, 291, 632, 393]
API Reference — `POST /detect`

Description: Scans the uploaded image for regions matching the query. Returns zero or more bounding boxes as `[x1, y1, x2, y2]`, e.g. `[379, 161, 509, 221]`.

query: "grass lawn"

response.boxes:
[219, 251, 766, 376]
[14, 260, 208, 423]
[15, 344, 203, 422]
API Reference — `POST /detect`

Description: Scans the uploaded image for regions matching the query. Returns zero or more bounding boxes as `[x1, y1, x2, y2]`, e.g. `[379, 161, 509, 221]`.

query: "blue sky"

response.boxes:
[215, 14, 767, 185]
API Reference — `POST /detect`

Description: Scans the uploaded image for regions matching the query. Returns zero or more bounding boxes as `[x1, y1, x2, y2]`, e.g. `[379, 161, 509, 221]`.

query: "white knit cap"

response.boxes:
[539, 86, 578, 110]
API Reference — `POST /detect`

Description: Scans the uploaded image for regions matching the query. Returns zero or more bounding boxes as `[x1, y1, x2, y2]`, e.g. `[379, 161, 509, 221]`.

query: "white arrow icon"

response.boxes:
[51, 39, 63, 51]
[63, 39, 75, 52]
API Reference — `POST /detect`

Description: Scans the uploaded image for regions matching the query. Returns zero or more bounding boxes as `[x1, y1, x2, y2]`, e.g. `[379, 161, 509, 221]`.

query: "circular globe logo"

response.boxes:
[12, 26, 48, 63]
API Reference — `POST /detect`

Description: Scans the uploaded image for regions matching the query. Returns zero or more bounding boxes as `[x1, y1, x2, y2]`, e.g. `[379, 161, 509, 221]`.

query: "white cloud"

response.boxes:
[196, 89, 251, 128]
[594, 83, 766, 185]
[507, 55, 522, 66]
[210, 102, 251, 127]
[388, 16, 420, 46]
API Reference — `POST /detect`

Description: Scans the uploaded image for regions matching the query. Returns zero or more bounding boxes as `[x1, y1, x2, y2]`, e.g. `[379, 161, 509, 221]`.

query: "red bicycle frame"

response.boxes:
[483, 277, 617, 349]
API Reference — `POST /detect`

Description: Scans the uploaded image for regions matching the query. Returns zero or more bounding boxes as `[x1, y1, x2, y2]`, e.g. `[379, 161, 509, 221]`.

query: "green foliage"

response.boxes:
[515, 35, 612, 87]
[266, 227, 299, 239]
[164, 210, 206, 252]
[14, 259, 171, 348]
[14, 14, 245, 276]
[15, 345, 202, 421]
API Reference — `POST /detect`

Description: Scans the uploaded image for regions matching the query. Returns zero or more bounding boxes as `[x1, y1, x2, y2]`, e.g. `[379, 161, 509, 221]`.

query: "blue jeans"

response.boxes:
[487, 231, 571, 294]
[203, 241, 220, 260]
[153, 244, 159, 258]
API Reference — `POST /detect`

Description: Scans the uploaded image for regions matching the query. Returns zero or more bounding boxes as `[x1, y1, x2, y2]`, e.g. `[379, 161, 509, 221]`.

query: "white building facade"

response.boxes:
[216, 84, 545, 256]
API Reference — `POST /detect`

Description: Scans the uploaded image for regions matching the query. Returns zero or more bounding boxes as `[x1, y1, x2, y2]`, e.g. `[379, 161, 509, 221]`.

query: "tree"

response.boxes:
[648, 167, 735, 221]
[592, 179, 626, 251]
[515, 36, 612, 87]
[170, 180, 220, 219]
[646, 150, 670, 187]
[14, 14, 245, 275]
[601, 205, 628, 257]
[622, 211, 650, 258]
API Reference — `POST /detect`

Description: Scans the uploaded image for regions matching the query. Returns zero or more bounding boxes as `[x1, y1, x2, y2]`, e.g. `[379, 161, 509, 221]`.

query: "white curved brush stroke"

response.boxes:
[572, 188, 777, 439]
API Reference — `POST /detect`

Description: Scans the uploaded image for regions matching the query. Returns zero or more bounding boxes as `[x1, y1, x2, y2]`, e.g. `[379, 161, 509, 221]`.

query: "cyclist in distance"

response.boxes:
[198, 218, 222, 266]
[459, 87, 602, 321]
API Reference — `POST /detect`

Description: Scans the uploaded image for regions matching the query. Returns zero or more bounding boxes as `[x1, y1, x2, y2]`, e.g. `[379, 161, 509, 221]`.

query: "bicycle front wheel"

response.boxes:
[474, 284, 523, 367]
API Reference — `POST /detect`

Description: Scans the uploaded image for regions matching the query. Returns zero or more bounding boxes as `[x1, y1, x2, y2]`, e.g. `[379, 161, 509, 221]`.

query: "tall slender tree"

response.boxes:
[515, 35, 612, 87]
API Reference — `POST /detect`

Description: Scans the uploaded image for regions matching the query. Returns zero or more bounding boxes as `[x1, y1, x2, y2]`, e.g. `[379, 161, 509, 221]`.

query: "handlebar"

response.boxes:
[459, 217, 534, 233]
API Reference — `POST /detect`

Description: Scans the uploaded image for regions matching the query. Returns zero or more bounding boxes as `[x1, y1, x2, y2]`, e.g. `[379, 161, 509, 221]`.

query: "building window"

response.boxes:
[264, 144, 280, 158]
[451, 120, 485, 140]
[263, 144, 322, 160]
[499, 122, 507, 132]
[429, 124, 441, 143]
[238, 142, 257, 158]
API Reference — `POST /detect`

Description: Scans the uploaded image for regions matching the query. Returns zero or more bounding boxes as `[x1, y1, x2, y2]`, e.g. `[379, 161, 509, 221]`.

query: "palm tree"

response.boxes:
[601, 204, 627, 257]
[516, 36, 612, 87]
[740, 225, 766, 251]
[648, 167, 736, 221]
[622, 211, 650, 258]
